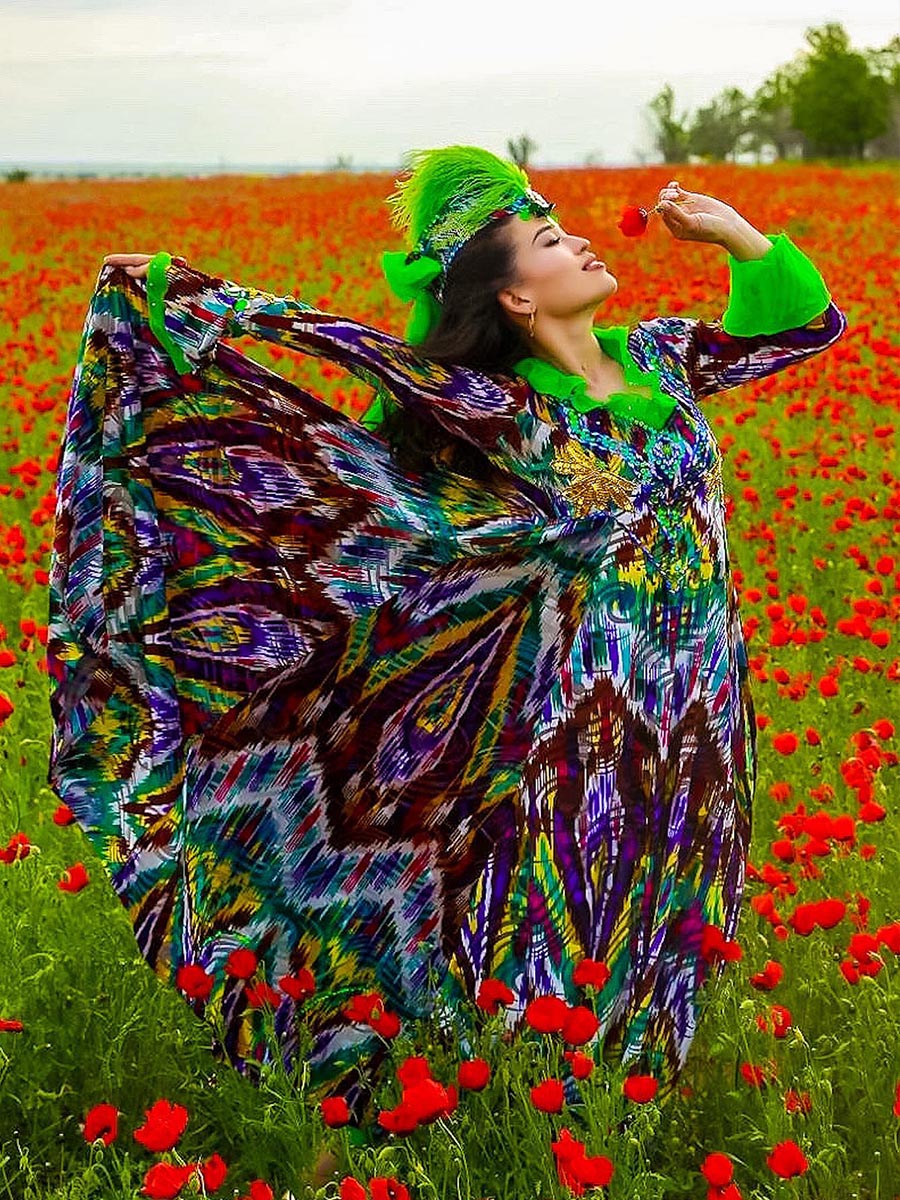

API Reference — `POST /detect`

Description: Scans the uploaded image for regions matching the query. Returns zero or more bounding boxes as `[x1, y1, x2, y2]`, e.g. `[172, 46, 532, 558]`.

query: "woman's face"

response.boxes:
[497, 213, 617, 326]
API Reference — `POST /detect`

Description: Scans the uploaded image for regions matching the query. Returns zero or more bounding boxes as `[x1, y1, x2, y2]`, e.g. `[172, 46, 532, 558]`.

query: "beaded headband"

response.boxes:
[405, 184, 555, 304]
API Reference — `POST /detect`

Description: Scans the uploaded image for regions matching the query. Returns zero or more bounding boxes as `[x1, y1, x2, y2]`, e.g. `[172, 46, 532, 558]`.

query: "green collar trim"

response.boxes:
[513, 325, 676, 430]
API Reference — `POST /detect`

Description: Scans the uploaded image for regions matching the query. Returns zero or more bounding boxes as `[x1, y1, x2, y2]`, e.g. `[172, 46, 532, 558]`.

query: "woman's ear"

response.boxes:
[496, 286, 532, 322]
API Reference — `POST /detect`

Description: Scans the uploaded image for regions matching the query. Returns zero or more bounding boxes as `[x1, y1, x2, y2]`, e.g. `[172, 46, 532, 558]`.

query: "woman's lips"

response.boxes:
[583, 260, 606, 271]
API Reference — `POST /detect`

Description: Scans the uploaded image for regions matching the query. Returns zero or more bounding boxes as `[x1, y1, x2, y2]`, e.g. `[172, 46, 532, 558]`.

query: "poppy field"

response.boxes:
[0, 160, 898, 1200]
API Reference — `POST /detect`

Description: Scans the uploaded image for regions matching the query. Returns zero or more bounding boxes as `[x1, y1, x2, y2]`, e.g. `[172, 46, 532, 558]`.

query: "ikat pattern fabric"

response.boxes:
[47, 248, 846, 1113]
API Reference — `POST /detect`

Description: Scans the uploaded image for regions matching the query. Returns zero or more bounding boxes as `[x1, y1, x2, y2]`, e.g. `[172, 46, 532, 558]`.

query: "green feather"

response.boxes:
[385, 145, 532, 247]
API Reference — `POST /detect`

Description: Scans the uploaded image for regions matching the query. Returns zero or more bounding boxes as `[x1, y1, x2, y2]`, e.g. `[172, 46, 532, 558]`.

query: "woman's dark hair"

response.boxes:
[376, 214, 530, 482]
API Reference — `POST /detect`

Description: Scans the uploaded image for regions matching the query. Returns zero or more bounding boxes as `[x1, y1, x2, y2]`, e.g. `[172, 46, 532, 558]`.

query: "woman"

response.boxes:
[51, 146, 846, 1128]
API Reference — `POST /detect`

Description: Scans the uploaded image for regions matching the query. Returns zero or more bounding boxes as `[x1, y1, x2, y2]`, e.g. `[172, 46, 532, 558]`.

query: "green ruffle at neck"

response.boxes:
[513, 325, 677, 430]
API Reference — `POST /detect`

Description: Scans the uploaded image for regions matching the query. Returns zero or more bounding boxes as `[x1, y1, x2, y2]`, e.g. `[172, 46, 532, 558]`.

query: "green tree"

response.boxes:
[791, 22, 891, 158]
[506, 134, 537, 168]
[745, 59, 808, 161]
[644, 84, 691, 164]
[687, 87, 751, 162]
[865, 34, 900, 157]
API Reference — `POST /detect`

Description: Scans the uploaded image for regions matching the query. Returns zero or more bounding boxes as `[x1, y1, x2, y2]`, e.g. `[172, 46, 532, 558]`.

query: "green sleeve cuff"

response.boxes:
[359, 392, 385, 430]
[146, 250, 193, 376]
[146, 251, 249, 376]
[721, 232, 832, 337]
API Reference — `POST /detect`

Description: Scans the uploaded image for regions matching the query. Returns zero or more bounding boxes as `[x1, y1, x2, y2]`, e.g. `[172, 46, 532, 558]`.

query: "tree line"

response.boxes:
[507, 21, 900, 167]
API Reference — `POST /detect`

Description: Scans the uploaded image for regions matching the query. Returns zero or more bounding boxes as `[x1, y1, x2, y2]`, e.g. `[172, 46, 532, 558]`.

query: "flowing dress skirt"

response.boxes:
[47, 266, 757, 1117]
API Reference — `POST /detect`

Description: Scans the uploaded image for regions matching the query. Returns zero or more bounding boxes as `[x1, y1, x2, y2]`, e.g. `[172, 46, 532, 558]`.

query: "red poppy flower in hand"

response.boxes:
[618, 205, 650, 236]
[619, 181, 737, 244]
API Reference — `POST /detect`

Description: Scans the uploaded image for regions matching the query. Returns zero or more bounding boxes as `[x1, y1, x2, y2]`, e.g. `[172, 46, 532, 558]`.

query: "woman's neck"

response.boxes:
[531, 316, 615, 383]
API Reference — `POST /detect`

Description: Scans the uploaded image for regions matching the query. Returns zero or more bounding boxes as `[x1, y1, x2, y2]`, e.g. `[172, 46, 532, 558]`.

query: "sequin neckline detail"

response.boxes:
[513, 325, 677, 431]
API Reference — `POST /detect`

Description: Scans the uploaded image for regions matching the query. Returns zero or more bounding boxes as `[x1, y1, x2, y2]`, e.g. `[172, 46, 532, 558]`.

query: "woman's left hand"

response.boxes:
[654, 181, 738, 245]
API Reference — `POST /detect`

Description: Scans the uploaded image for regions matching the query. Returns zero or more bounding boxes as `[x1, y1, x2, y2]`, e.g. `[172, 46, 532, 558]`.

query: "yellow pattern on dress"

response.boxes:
[550, 440, 638, 517]
[702, 453, 724, 502]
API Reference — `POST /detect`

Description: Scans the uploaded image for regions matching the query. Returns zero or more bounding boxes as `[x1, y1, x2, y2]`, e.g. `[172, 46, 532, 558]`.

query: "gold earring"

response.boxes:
[528, 308, 536, 339]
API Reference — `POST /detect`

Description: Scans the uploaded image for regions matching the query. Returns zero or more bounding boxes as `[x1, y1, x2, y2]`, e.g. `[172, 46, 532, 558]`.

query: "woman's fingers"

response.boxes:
[102, 253, 154, 279]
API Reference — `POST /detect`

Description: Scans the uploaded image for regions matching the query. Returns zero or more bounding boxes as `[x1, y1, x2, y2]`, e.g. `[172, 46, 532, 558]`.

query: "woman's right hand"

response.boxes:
[102, 253, 154, 279]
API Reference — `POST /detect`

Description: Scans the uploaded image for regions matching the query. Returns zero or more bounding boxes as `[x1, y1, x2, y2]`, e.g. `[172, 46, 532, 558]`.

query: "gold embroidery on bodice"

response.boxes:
[550, 440, 638, 517]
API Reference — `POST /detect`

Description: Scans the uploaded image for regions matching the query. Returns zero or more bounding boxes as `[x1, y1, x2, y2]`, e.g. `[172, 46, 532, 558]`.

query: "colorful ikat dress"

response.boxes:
[47, 231, 846, 1113]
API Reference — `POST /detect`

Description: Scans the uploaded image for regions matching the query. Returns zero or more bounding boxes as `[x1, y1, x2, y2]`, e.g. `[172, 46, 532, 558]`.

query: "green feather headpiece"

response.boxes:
[380, 144, 555, 345]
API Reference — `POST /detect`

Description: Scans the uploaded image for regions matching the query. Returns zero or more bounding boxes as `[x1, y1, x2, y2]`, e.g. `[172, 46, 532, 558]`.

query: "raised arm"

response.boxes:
[142, 251, 519, 442]
[640, 231, 848, 400]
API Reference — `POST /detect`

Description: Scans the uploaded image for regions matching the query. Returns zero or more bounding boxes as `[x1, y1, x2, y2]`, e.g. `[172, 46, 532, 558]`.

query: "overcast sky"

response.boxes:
[2, 0, 897, 168]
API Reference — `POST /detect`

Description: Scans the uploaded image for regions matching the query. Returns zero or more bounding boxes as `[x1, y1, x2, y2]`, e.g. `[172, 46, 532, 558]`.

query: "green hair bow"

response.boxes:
[381, 249, 443, 345]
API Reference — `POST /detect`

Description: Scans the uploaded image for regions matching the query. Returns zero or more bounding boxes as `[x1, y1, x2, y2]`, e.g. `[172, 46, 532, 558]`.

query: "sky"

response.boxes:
[2, 0, 897, 168]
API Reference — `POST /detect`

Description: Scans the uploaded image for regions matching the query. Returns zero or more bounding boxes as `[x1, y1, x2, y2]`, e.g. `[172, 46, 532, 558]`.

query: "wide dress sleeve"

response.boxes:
[641, 232, 848, 399]
[144, 251, 519, 448]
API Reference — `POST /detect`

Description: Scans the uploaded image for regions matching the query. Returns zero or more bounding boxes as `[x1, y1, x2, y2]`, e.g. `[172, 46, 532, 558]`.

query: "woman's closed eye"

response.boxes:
[547, 236, 561, 246]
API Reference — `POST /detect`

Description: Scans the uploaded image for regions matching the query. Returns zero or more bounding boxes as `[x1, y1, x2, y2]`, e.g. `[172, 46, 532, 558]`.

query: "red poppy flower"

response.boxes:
[574, 1154, 614, 1189]
[196, 1153, 228, 1192]
[551, 1128, 588, 1195]
[700, 1151, 733, 1187]
[770, 1004, 792, 1038]
[739, 1062, 770, 1088]
[140, 1161, 195, 1199]
[52, 803, 76, 825]
[457, 1058, 491, 1090]
[550, 1126, 616, 1194]
[370, 1177, 410, 1200]
[622, 1074, 659, 1103]
[83, 1103, 119, 1146]
[525, 994, 570, 1034]
[0, 1018, 24, 1032]
[561, 1005, 600, 1046]
[701, 924, 742, 963]
[618, 205, 650, 236]
[530, 1078, 565, 1113]
[321, 1097, 351, 1127]
[893, 1080, 900, 1118]
[58, 862, 89, 892]
[0, 831, 31, 862]
[784, 1089, 812, 1114]
[402, 1077, 454, 1125]
[766, 1139, 808, 1178]
[133, 1099, 189, 1153]
[225, 947, 258, 980]
[475, 978, 514, 1013]
[344, 992, 385, 1023]
[772, 731, 799, 755]
[396, 1056, 432, 1086]
[377, 1103, 419, 1136]
[279, 967, 315, 1000]
[246, 981, 281, 1009]
[244, 1181, 275, 1200]
[369, 1009, 401, 1038]
[749, 960, 784, 990]
[572, 958, 611, 989]
[859, 801, 886, 822]
[340, 1179, 368, 1200]
[175, 963, 215, 1002]
[564, 1050, 594, 1079]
